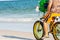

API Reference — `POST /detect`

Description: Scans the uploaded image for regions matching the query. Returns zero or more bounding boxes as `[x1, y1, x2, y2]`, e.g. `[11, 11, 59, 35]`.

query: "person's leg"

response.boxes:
[43, 21, 49, 37]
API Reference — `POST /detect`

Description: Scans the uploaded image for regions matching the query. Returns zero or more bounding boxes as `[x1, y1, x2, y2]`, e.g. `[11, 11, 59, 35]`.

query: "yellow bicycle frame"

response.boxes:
[47, 13, 60, 23]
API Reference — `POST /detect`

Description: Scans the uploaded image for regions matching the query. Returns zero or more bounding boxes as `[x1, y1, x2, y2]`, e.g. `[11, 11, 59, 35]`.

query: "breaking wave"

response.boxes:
[0, 17, 39, 22]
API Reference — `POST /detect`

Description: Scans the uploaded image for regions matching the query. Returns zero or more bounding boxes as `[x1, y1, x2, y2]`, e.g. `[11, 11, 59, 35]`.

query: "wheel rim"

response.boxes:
[33, 21, 43, 39]
[56, 24, 60, 40]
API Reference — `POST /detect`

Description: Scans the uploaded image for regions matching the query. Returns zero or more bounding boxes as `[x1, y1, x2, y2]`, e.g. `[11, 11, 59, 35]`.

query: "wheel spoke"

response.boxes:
[56, 24, 60, 40]
[33, 21, 43, 39]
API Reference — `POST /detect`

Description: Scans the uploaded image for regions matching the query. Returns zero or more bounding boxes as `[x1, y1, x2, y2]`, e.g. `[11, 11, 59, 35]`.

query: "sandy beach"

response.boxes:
[0, 30, 35, 40]
[0, 30, 55, 40]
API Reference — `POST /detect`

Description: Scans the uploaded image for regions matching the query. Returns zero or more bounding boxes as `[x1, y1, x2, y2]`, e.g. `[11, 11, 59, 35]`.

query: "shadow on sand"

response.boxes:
[2, 35, 33, 40]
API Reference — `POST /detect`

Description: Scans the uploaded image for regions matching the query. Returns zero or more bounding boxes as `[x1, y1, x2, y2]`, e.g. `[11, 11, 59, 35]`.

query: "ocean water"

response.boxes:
[0, 0, 44, 22]
[0, 1, 38, 16]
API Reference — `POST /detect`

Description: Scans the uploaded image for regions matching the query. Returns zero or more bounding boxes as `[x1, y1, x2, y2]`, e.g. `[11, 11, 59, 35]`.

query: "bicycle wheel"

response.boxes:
[53, 23, 60, 40]
[33, 21, 44, 40]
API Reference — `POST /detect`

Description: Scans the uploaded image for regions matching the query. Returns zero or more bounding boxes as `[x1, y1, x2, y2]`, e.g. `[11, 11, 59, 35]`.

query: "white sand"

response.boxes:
[0, 30, 35, 40]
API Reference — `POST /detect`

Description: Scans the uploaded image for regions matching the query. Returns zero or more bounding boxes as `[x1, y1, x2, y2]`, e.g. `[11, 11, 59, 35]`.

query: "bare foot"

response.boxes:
[43, 35, 49, 38]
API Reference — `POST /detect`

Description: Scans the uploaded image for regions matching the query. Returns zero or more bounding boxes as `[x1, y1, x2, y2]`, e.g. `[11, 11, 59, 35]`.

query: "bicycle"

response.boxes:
[33, 13, 60, 40]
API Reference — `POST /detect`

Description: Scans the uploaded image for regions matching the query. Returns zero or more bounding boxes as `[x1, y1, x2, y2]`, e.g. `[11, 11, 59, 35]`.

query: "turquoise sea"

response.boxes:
[0, 0, 38, 17]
